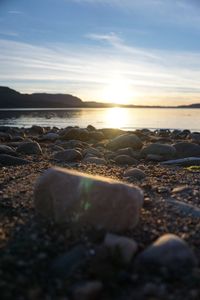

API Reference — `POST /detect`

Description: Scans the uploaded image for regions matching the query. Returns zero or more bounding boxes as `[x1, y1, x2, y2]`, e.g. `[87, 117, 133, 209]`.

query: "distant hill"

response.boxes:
[178, 103, 200, 108]
[0, 87, 83, 108]
[0, 86, 200, 109]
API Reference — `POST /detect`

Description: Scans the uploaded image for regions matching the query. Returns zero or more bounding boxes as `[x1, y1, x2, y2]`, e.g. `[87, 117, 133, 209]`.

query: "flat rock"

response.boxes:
[83, 157, 107, 165]
[17, 142, 42, 155]
[100, 128, 124, 139]
[124, 168, 146, 180]
[107, 134, 143, 151]
[146, 154, 163, 161]
[116, 147, 140, 159]
[0, 145, 16, 156]
[141, 143, 176, 160]
[137, 234, 197, 274]
[53, 149, 82, 162]
[61, 128, 89, 141]
[114, 155, 138, 165]
[166, 198, 200, 217]
[0, 154, 31, 166]
[41, 132, 59, 141]
[173, 142, 200, 158]
[104, 233, 138, 264]
[34, 167, 144, 231]
[161, 157, 200, 166]
[10, 136, 24, 142]
[83, 147, 102, 158]
[89, 131, 104, 141]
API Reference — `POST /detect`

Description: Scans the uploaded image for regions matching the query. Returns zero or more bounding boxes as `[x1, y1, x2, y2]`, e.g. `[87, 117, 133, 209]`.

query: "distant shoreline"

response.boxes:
[1, 86, 200, 109]
[1, 106, 200, 111]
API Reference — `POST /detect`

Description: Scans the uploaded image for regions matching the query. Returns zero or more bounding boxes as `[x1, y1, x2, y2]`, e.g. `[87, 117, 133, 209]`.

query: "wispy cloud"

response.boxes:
[8, 10, 23, 14]
[0, 30, 19, 37]
[86, 32, 122, 45]
[1, 35, 200, 105]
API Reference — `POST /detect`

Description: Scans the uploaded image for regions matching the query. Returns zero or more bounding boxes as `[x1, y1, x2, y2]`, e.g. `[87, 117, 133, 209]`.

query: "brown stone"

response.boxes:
[34, 167, 143, 231]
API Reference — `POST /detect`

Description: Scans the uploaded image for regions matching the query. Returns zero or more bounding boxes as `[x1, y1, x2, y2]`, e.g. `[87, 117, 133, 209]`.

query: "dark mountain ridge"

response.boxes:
[0, 86, 200, 108]
[0, 87, 83, 108]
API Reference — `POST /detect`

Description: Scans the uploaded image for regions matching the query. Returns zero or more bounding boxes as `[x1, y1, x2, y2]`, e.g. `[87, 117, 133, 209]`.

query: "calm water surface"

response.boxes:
[0, 107, 199, 131]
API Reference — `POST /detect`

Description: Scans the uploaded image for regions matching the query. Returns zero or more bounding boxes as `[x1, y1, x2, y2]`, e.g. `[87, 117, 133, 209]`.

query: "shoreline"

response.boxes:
[0, 125, 200, 299]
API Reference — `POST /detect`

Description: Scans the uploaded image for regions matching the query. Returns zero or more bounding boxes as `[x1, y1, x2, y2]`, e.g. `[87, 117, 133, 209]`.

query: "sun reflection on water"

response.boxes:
[104, 107, 129, 129]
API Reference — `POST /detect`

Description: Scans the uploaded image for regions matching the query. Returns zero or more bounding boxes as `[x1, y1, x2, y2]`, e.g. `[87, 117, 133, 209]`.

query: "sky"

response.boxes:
[0, 0, 200, 105]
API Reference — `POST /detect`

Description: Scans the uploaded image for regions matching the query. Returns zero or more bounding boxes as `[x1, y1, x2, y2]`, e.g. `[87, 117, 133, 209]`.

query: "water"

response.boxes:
[0, 107, 199, 131]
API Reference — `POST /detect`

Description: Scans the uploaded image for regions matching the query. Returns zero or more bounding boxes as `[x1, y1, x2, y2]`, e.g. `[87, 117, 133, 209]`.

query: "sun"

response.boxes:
[101, 77, 133, 105]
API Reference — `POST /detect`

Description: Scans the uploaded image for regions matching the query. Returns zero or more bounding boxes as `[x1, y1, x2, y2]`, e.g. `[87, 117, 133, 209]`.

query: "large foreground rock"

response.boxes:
[141, 143, 176, 160]
[34, 167, 143, 231]
[137, 234, 197, 274]
[106, 134, 143, 151]
[173, 142, 200, 158]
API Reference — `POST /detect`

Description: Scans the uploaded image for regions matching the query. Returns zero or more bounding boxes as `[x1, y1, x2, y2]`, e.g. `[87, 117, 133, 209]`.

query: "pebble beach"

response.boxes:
[0, 125, 200, 300]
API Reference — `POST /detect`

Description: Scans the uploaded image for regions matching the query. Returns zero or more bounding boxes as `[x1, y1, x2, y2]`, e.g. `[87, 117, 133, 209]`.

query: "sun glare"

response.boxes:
[101, 77, 133, 104]
[104, 107, 129, 128]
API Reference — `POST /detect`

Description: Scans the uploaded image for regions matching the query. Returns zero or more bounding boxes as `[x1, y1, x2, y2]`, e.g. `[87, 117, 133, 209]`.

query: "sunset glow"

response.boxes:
[105, 107, 129, 128]
[0, 1, 200, 105]
[101, 77, 134, 104]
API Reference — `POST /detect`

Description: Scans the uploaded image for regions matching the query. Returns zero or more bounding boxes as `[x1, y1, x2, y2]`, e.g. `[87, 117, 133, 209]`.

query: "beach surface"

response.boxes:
[0, 125, 200, 300]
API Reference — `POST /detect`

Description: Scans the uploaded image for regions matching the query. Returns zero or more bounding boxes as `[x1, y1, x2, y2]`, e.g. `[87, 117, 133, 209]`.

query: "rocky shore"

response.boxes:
[0, 125, 200, 300]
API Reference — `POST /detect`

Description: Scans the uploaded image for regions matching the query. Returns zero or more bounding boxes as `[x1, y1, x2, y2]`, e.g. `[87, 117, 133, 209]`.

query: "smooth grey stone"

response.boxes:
[114, 155, 138, 165]
[116, 147, 140, 159]
[29, 125, 45, 135]
[83, 156, 107, 165]
[83, 147, 102, 158]
[53, 149, 82, 162]
[154, 129, 171, 137]
[57, 140, 85, 149]
[137, 234, 197, 273]
[141, 143, 176, 159]
[173, 142, 200, 158]
[34, 167, 143, 231]
[89, 131, 104, 141]
[61, 128, 89, 141]
[124, 168, 146, 180]
[104, 233, 138, 264]
[190, 133, 200, 144]
[107, 134, 143, 151]
[17, 142, 42, 155]
[0, 145, 16, 156]
[161, 157, 200, 166]
[100, 128, 124, 139]
[87, 124, 96, 131]
[10, 136, 24, 142]
[146, 154, 163, 161]
[166, 198, 200, 217]
[0, 154, 30, 166]
[41, 132, 59, 141]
